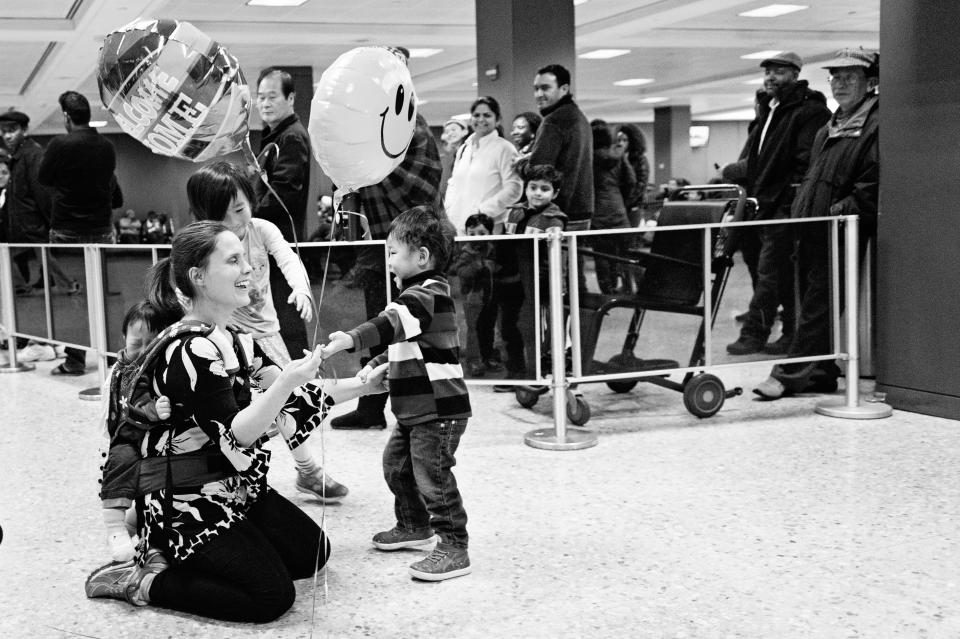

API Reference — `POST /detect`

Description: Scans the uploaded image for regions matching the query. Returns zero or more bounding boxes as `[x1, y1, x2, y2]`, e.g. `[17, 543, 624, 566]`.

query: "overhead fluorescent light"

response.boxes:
[579, 49, 630, 60]
[408, 48, 443, 58]
[741, 50, 782, 60]
[739, 4, 808, 18]
[89, 120, 108, 127]
[246, 0, 308, 6]
[638, 97, 668, 104]
[614, 78, 654, 87]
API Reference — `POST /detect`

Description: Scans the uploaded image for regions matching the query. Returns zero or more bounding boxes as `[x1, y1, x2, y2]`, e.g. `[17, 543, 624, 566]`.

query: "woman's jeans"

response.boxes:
[382, 419, 469, 548]
[148, 488, 329, 623]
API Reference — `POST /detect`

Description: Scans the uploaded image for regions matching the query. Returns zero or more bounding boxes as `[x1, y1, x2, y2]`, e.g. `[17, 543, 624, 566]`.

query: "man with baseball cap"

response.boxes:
[754, 48, 880, 399]
[726, 51, 831, 357]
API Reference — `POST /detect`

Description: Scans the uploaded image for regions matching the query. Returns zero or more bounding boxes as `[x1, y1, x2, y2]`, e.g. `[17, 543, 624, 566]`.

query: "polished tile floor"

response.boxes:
[1, 352, 958, 638]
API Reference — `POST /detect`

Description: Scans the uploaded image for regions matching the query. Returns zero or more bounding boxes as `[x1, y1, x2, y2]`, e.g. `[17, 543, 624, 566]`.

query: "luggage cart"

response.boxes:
[519, 185, 753, 423]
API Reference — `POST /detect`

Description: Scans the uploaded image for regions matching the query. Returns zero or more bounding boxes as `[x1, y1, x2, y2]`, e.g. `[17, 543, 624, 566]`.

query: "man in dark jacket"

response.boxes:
[254, 67, 311, 357]
[726, 52, 831, 356]
[0, 110, 59, 294]
[754, 49, 880, 399]
[40, 91, 123, 375]
[527, 64, 594, 226]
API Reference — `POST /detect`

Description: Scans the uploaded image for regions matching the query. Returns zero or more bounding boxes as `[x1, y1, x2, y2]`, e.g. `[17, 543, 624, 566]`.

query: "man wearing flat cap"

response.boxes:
[754, 48, 880, 399]
[0, 110, 55, 293]
[726, 51, 831, 357]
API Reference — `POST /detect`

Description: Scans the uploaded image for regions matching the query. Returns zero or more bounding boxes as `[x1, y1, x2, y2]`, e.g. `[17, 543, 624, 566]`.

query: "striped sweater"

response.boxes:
[347, 270, 472, 425]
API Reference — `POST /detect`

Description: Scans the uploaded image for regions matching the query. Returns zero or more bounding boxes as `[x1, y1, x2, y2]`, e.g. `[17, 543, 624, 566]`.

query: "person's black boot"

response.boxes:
[330, 394, 387, 429]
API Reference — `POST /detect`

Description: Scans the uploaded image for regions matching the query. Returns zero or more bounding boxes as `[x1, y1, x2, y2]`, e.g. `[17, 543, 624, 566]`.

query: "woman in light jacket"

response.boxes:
[444, 96, 522, 234]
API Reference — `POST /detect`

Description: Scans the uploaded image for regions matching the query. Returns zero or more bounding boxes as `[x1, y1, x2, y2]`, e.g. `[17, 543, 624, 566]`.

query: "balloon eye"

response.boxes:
[407, 96, 415, 121]
[394, 86, 405, 116]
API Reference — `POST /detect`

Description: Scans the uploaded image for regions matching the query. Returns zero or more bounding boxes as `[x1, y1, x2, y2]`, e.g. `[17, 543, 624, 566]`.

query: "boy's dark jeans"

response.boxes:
[382, 418, 468, 548]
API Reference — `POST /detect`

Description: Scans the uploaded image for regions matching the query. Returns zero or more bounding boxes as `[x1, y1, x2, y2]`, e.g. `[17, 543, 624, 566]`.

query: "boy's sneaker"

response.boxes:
[296, 469, 349, 503]
[17, 342, 56, 362]
[409, 543, 471, 581]
[372, 526, 437, 551]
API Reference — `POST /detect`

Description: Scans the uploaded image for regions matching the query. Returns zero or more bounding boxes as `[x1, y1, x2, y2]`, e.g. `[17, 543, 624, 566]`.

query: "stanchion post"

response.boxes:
[78, 245, 108, 401]
[524, 228, 597, 450]
[816, 215, 891, 419]
[0, 244, 34, 373]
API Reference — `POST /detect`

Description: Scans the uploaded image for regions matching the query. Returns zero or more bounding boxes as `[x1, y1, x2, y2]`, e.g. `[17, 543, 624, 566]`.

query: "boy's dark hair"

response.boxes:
[257, 67, 295, 97]
[58, 90, 91, 125]
[524, 164, 563, 191]
[464, 212, 494, 233]
[388, 205, 454, 271]
[121, 301, 167, 338]
[537, 64, 571, 88]
[186, 161, 256, 222]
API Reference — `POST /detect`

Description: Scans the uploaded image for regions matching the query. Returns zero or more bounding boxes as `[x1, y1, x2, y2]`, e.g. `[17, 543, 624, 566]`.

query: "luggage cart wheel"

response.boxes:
[683, 373, 725, 418]
[606, 379, 638, 394]
[515, 386, 546, 409]
[566, 391, 591, 426]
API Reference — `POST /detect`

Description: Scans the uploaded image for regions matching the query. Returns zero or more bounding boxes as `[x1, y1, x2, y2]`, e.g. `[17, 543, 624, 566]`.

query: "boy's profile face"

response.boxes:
[526, 179, 558, 209]
[465, 224, 490, 237]
[125, 319, 157, 358]
[386, 235, 429, 283]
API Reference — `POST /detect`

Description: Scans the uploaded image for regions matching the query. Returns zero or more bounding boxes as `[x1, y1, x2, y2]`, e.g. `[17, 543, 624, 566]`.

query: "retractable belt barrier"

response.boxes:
[0, 213, 891, 432]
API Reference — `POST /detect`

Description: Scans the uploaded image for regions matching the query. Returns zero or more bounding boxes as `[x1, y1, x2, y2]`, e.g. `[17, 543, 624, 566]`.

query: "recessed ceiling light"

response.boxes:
[614, 78, 654, 87]
[408, 48, 443, 58]
[741, 50, 782, 60]
[246, 0, 308, 6]
[89, 120, 108, 127]
[579, 49, 630, 60]
[739, 4, 808, 18]
[638, 97, 668, 104]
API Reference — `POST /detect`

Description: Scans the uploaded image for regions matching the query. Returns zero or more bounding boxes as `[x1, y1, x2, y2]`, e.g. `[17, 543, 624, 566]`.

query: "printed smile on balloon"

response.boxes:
[379, 84, 415, 159]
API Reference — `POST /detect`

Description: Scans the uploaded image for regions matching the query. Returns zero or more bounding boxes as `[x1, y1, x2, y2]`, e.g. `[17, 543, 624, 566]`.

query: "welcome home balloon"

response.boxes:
[309, 46, 418, 191]
[98, 18, 251, 162]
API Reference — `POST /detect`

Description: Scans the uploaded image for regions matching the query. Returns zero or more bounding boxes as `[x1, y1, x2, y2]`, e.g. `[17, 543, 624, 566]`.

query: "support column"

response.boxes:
[653, 105, 692, 186]
[475, 0, 576, 123]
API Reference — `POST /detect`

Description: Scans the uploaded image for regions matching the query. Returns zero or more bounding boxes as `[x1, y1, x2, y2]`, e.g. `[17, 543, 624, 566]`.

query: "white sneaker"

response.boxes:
[17, 343, 57, 362]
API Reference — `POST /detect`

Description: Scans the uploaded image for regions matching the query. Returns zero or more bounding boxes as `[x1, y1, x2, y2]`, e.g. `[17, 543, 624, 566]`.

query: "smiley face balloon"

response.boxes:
[309, 46, 417, 191]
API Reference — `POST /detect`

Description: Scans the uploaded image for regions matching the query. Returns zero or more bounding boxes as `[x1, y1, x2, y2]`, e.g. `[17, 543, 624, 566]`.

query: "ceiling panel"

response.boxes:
[0, 42, 55, 94]
[0, 0, 76, 19]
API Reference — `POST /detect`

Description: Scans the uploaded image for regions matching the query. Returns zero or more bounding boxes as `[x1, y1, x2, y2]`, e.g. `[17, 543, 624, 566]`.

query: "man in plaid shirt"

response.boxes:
[331, 110, 443, 429]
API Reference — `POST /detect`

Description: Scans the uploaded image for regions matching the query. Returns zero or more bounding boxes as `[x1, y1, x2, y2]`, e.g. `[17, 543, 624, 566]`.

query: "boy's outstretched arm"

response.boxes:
[322, 331, 356, 359]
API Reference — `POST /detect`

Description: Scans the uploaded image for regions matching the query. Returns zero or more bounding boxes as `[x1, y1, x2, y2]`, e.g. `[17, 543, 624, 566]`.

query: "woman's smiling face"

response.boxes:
[195, 231, 252, 310]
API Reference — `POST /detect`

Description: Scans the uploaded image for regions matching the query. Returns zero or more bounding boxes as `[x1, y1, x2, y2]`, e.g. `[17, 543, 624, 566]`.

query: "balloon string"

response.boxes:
[249, 144, 332, 635]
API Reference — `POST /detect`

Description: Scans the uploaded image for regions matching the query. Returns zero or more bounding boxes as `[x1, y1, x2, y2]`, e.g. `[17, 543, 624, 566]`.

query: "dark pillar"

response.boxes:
[475, 0, 576, 124]
[653, 105, 692, 185]
[876, 0, 960, 418]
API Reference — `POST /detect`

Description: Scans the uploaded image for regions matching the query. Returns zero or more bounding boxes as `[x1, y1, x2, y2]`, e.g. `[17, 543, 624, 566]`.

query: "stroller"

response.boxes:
[516, 185, 753, 424]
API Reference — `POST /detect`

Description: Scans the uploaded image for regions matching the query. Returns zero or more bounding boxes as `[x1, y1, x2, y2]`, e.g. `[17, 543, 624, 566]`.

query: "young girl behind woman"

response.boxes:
[187, 161, 346, 502]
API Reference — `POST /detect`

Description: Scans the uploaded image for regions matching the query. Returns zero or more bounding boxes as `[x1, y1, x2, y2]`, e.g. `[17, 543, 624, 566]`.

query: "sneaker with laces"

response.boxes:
[295, 469, 349, 503]
[372, 526, 437, 551]
[17, 343, 57, 362]
[726, 336, 764, 356]
[408, 543, 471, 581]
[85, 560, 148, 605]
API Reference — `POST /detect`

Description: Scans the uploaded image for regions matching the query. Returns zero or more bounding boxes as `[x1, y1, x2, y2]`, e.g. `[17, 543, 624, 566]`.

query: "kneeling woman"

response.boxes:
[86, 221, 386, 622]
